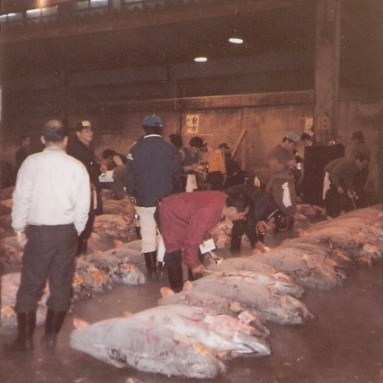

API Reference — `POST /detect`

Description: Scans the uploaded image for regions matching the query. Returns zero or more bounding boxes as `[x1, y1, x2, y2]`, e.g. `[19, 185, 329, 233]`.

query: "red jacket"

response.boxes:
[158, 191, 226, 269]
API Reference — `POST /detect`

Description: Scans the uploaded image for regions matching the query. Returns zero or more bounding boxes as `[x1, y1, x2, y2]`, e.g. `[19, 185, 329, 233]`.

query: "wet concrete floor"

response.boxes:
[0, 259, 382, 383]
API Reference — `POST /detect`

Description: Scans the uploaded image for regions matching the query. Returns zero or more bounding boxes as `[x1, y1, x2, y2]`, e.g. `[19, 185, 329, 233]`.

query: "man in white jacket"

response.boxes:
[7, 119, 90, 353]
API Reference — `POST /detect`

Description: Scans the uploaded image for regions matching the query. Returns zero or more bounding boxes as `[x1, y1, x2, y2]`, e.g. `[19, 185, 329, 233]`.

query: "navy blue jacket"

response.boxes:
[126, 135, 182, 207]
[226, 184, 278, 221]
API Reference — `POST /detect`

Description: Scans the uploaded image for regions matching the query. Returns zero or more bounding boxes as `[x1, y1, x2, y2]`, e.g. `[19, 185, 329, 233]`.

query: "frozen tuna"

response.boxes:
[158, 286, 270, 338]
[282, 239, 355, 269]
[206, 260, 304, 297]
[255, 245, 345, 290]
[130, 305, 271, 358]
[83, 253, 146, 285]
[296, 203, 327, 218]
[1, 272, 48, 334]
[186, 273, 312, 324]
[70, 317, 226, 378]
[75, 259, 113, 294]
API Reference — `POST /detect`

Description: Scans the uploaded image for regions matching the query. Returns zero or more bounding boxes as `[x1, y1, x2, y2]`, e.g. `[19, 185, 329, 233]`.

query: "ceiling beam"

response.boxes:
[1, 0, 78, 14]
[1, 0, 304, 45]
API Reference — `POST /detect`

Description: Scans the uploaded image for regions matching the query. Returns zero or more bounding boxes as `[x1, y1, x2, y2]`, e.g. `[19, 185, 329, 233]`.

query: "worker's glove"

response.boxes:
[347, 189, 358, 199]
[191, 264, 206, 277]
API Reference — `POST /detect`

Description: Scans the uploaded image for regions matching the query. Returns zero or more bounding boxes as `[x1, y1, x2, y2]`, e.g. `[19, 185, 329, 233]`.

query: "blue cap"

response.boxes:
[285, 132, 300, 143]
[142, 115, 163, 128]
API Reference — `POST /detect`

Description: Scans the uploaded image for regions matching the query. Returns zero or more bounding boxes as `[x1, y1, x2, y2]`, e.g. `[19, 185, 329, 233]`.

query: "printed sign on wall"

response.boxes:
[185, 114, 200, 134]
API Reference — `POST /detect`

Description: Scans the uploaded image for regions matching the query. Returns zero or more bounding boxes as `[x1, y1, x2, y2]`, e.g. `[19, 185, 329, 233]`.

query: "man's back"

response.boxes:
[12, 147, 90, 231]
[126, 135, 181, 207]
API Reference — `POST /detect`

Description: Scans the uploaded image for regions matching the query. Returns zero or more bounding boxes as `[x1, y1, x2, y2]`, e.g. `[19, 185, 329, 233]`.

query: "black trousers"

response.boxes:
[15, 224, 77, 313]
[324, 186, 353, 218]
[231, 217, 258, 249]
[206, 172, 224, 191]
[353, 168, 369, 208]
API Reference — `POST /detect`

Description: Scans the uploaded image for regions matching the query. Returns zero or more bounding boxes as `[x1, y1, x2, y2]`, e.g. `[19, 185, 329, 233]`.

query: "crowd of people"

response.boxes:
[5, 115, 371, 354]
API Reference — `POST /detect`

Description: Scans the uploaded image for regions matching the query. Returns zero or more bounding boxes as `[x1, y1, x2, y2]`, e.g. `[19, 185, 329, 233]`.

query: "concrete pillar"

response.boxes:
[58, 68, 69, 127]
[167, 65, 178, 98]
[313, 0, 341, 144]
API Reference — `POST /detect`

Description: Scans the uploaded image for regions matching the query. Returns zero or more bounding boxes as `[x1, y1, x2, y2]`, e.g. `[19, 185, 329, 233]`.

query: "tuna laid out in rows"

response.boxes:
[101, 193, 135, 216]
[71, 319, 227, 379]
[82, 252, 146, 285]
[202, 268, 304, 298]
[158, 286, 270, 338]
[254, 244, 346, 290]
[70, 316, 226, 379]
[125, 305, 271, 359]
[296, 203, 327, 219]
[88, 214, 138, 253]
[185, 272, 313, 325]
[1, 272, 48, 334]
[74, 259, 114, 294]
[282, 240, 355, 270]
[86, 241, 147, 274]
[297, 212, 382, 265]
[0, 214, 12, 239]
[209, 246, 344, 291]
[0, 235, 23, 273]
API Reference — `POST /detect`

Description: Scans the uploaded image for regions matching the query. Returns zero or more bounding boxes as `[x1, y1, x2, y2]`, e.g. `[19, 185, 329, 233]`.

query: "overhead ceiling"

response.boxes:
[0, 0, 381, 88]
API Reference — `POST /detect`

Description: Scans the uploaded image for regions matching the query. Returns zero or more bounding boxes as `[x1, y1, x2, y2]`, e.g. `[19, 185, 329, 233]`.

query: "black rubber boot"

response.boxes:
[167, 262, 184, 293]
[4, 312, 36, 352]
[42, 309, 66, 353]
[150, 251, 159, 280]
[157, 261, 164, 281]
[164, 250, 184, 292]
[144, 252, 156, 280]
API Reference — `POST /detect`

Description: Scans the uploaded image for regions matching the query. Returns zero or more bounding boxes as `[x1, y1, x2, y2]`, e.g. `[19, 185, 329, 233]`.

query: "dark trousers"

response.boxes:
[231, 217, 258, 252]
[163, 250, 184, 292]
[207, 171, 224, 191]
[353, 168, 369, 208]
[15, 224, 77, 313]
[324, 186, 353, 218]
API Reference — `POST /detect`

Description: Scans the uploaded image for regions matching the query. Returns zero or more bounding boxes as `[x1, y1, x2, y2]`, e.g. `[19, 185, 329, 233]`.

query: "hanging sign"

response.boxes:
[185, 114, 200, 134]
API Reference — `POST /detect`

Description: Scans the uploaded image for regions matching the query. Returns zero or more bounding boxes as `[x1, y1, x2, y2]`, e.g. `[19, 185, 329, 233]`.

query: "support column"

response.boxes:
[313, 0, 341, 144]
[57, 68, 69, 127]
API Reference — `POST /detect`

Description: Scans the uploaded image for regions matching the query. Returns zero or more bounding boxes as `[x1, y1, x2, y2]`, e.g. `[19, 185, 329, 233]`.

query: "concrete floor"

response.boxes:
[0, 257, 381, 383]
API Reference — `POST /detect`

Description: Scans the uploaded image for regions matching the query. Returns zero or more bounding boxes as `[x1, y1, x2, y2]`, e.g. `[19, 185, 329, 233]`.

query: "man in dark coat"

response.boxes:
[15, 135, 32, 171]
[226, 183, 290, 253]
[126, 114, 182, 279]
[323, 153, 369, 217]
[266, 132, 300, 225]
[67, 120, 101, 254]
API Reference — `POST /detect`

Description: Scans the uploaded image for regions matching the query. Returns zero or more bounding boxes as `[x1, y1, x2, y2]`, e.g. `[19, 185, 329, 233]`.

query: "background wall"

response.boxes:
[1, 91, 381, 204]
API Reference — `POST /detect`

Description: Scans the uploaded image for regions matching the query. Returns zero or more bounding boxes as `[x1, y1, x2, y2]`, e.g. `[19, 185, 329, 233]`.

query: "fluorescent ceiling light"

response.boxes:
[228, 37, 244, 44]
[194, 56, 208, 62]
[26, 9, 41, 15]
[1, 13, 16, 18]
